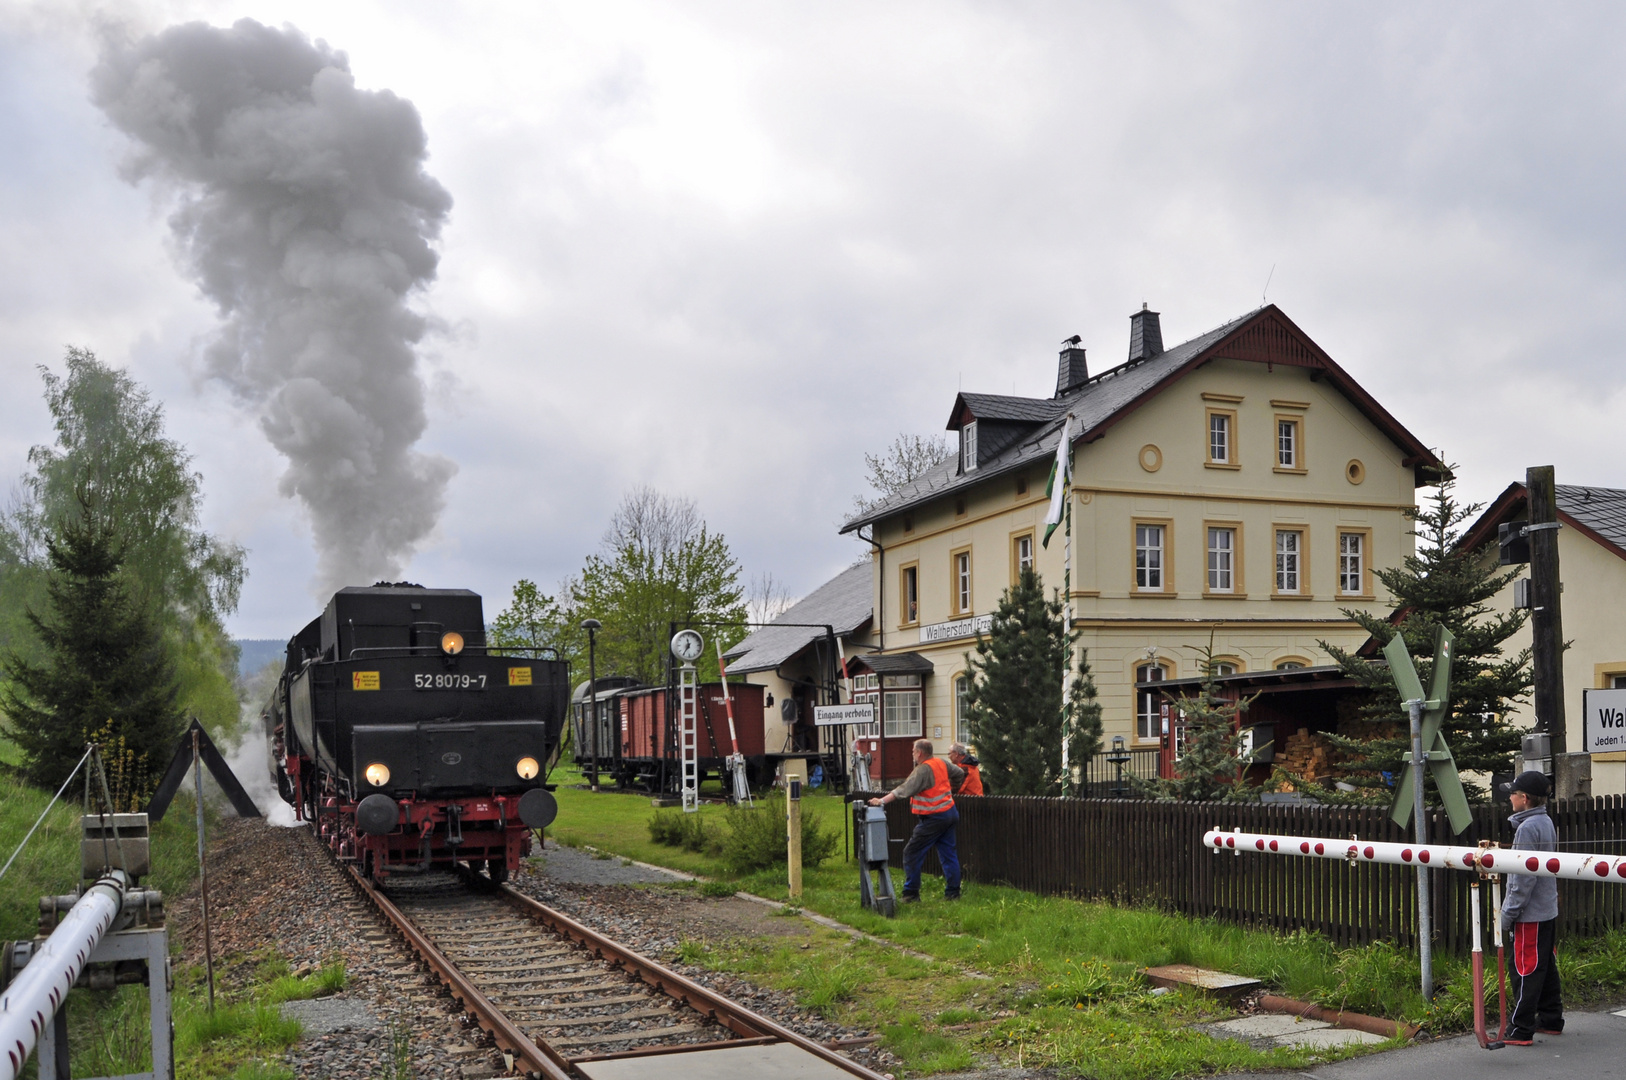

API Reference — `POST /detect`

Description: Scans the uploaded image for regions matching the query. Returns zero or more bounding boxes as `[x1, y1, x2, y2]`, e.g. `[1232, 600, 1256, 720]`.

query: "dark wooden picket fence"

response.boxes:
[883, 794, 1626, 952]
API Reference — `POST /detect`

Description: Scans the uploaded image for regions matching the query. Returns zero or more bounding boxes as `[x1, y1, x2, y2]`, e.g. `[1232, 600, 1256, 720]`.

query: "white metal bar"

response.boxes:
[0, 871, 127, 1079]
[1205, 827, 1626, 882]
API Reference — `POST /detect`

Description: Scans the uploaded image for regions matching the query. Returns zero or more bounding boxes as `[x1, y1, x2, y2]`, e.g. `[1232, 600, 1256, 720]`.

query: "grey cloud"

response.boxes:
[89, 17, 454, 595]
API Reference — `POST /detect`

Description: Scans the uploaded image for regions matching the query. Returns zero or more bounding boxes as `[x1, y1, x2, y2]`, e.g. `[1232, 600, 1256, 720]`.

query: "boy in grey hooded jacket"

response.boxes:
[1500, 770, 1562, 1044]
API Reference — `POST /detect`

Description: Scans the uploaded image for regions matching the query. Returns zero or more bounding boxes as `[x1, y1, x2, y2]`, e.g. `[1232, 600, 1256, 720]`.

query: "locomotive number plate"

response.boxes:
[413, 673, 488, 691]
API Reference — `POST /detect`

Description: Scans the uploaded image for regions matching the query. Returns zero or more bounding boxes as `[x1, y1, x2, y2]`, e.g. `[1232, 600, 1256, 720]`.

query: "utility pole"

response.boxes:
[1528, 466, 1587, 798]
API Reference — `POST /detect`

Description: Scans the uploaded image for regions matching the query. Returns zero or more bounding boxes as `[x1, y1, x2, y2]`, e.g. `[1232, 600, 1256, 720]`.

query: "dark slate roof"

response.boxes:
[952, 392, 1061, 425]
[1557, 485, 1626, 550]
[841, 305, 1443, 534]
[1462, 482, 1626, 561]
[842, 312, 1256, 533]
[720, 561, 872, 675]
[850, 652, 935, 675]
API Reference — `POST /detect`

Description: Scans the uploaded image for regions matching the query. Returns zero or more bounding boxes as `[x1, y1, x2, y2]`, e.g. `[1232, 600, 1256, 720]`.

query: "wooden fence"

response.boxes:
[883, 794, 1626, 952]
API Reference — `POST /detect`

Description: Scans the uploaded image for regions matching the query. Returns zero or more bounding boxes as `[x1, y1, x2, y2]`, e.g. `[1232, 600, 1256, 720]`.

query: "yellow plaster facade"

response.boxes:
[848, 309, 1437, 768]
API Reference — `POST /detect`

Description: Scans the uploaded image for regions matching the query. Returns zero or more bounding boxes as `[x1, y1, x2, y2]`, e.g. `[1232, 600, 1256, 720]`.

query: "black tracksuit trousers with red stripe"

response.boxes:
[1507, 919, 1563, 1038]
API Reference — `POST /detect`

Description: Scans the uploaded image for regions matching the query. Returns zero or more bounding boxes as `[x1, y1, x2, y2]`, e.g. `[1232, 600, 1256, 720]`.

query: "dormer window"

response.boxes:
[962, 421, 979, 472]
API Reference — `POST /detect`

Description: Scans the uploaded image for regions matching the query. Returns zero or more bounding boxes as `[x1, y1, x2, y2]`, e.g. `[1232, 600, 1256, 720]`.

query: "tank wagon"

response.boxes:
[263, 584, 568, 882]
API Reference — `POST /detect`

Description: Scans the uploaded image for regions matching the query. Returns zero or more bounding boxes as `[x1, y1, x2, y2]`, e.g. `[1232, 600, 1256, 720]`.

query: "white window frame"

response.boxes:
[1277, 418, 1297, 469]
[954, 674, 970, 743]
[1016, 534, 1034, 576]
[1135, 524, 1165, 591]
[955, 550, 972, 614]
[1339, 532, 1364, 595]
[963, 421, 979, 472]
[882, 691, 923, 737]
[1275, 529, 1301, 594]
[1209, 412, 1230, 463]
[1136, 662, 1166, 742]
[1207, 527, 1235, 592]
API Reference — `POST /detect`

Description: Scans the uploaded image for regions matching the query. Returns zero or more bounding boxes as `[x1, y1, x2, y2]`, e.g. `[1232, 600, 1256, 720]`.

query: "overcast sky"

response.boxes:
[1, 1, 1622, 639]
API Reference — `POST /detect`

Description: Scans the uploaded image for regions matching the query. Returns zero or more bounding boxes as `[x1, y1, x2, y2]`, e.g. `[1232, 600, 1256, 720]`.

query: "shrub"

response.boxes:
[647, 809, 718, 853]
[719, 794, 838, 873]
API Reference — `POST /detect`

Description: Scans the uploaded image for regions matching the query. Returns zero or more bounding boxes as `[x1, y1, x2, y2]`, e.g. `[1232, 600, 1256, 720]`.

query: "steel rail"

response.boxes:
[494, 881, 891, 1080]
[343, 865, 572, 1080]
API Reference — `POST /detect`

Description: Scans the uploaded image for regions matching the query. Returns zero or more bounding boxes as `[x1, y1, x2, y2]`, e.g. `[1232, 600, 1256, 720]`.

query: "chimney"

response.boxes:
[1128, 303, 1163, 362]
[1056, 337, 1088, 397]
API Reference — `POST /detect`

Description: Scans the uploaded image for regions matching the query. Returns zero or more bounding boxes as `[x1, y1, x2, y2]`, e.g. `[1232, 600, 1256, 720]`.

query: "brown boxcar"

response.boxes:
[617, 683, 768, 790]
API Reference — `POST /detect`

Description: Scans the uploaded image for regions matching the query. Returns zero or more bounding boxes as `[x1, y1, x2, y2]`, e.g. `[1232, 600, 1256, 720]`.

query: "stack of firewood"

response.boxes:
[1276, 727, 1336, 781]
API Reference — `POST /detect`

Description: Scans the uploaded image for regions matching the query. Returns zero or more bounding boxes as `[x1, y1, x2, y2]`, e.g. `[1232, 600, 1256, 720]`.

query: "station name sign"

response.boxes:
[919, 614, 993, 644]
[813, 703, 876, 728]
[1583, 688, 1626, 753]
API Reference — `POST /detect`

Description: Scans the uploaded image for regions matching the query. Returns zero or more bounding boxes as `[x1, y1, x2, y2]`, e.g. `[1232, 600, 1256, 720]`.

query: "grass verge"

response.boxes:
[541, 765, 1626, 1075]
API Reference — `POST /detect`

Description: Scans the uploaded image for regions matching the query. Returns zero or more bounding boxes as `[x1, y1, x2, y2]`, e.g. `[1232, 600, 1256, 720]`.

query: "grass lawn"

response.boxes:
[545, 766, 1626, 1077]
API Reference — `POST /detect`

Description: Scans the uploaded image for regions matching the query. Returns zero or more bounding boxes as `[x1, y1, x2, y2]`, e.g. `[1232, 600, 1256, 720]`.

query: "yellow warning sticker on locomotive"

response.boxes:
[508, 666, 533, 686]
[352, 671, 381, 691]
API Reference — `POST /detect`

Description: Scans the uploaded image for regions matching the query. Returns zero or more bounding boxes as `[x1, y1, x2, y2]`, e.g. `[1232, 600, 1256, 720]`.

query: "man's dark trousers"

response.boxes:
[1508, 918, 1563, 1037]
[901, 808, 961, 897]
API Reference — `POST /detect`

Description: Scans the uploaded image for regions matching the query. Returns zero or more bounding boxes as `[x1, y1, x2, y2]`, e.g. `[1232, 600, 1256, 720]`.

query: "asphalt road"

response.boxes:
[1227, 1009, 1626, 1080]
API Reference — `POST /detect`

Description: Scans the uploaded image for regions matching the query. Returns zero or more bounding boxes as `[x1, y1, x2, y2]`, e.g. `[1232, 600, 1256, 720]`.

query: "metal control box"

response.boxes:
[81, 814, 149, 880]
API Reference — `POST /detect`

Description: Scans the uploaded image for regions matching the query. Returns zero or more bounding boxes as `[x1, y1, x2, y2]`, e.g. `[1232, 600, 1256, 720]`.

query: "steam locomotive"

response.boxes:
[263, 584, 569, 882]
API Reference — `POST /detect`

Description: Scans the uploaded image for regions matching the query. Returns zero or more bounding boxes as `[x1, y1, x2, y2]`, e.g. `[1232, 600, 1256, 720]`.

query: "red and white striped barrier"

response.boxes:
[1203, 828, 1626, 882]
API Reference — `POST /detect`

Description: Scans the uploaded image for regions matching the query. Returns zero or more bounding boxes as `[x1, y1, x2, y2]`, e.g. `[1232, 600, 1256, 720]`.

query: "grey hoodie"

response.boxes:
[1502, 805, 1559, 930]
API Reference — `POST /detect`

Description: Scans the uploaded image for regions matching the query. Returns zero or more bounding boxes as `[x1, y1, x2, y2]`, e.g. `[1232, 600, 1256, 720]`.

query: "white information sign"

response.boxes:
[919, 613, 993, 644]
[1583, 688, 1626, 754]
[813, 703, 876, 728]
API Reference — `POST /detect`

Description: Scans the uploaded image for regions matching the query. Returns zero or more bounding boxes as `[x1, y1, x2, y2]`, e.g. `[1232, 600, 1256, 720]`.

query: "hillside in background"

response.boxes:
[235, 638, 285, 678]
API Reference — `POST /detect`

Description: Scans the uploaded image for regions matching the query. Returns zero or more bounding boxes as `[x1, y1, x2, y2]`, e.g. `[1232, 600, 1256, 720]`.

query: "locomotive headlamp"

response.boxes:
[365, 762, 391, 787]
[516, 757, 540, 780]
[440, 631, 465, 656]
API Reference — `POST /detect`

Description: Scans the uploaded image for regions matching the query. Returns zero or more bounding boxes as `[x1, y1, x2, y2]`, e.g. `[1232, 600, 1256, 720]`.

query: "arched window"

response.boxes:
[954, 674, 971, 744]
[1135, 661, 1170, 742]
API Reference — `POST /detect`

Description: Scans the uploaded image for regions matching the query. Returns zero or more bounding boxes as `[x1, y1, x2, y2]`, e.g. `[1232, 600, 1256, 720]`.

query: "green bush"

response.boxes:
[647, 809, 718, 853]
[719, 794, 838, 873]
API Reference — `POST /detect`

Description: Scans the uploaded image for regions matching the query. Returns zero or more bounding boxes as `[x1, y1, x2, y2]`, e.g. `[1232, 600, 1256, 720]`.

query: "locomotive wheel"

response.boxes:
[487, 859, 509, 885]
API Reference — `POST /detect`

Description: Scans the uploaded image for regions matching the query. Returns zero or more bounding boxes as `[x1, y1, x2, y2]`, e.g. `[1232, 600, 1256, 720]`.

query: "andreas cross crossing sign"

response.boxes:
[1383, 625, 1473, 836]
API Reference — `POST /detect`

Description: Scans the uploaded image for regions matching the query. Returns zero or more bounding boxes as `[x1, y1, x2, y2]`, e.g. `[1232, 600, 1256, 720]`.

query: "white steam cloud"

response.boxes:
[91, 19, 456, 595]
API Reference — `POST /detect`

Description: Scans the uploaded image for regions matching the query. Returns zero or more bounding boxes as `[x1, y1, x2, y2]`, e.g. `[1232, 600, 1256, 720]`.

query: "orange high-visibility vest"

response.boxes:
[958, 763, 984, 797]
[910, 758, 955, 815]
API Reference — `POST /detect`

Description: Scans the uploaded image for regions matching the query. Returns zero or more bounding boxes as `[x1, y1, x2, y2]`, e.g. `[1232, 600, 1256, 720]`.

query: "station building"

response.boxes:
[837, 304, 1445, 784]
[1461, 482, 1626, 797]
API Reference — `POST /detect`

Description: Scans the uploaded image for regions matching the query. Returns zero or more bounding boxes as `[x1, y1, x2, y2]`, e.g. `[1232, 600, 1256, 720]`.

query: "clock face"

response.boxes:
[670, 629, 705, 662]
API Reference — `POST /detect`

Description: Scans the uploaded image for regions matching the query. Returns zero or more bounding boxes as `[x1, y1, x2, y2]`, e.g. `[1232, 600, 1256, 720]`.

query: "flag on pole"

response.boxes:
[1042, 413, 1075, 548]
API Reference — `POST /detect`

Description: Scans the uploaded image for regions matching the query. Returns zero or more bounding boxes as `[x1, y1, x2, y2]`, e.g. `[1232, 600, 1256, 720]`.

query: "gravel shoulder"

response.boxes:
[172, 822, 910, 1078]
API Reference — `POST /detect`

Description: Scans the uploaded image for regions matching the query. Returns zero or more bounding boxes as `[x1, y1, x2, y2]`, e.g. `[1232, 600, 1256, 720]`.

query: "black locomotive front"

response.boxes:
[265, 584, 568, 881]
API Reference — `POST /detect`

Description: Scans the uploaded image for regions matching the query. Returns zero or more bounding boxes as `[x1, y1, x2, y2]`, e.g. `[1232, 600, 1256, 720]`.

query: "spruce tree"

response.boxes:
[0, 508, 183, 793]
[1149, 648, 1252, 801]
[1319, 468, 1530, 801]
[962, 568, 1101, 796]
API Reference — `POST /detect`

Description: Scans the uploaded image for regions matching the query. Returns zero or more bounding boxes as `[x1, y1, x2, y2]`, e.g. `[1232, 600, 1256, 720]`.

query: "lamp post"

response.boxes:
[581, 619, 602, 792]
[1107, 735, 1131, 798]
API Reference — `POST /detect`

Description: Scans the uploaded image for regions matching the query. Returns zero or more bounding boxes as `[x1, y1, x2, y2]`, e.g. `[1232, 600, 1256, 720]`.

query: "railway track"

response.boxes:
[344, 865, 889, 1080]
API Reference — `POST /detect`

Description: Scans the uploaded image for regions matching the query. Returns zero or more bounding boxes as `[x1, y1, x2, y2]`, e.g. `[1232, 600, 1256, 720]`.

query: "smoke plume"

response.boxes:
[91, 19, 456, 595]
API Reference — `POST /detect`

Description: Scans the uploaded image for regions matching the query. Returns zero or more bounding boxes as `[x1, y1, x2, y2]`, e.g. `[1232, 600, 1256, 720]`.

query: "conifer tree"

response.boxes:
[1319, 468, 1530, 801]
[0, 507, 183, 792]
[962, 568, 1101, 796]
[1145, 647, 1252, 801]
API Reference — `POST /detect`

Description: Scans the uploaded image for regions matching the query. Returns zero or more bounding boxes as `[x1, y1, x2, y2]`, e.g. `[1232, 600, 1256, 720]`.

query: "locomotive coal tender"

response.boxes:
[263, 584, 568, 882]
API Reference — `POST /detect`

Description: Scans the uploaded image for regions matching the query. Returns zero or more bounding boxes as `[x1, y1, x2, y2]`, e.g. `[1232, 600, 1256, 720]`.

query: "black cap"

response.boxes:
[1500, 770, 1550, 798]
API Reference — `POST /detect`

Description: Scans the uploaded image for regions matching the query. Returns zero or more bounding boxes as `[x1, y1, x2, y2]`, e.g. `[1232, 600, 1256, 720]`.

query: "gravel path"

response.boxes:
[173, 820, 1029, 1078]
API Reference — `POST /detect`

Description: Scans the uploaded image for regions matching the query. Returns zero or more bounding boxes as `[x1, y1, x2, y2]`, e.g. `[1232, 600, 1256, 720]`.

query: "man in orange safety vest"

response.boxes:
[867, 739, 965, 902]
[949, 743, 983, 797]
